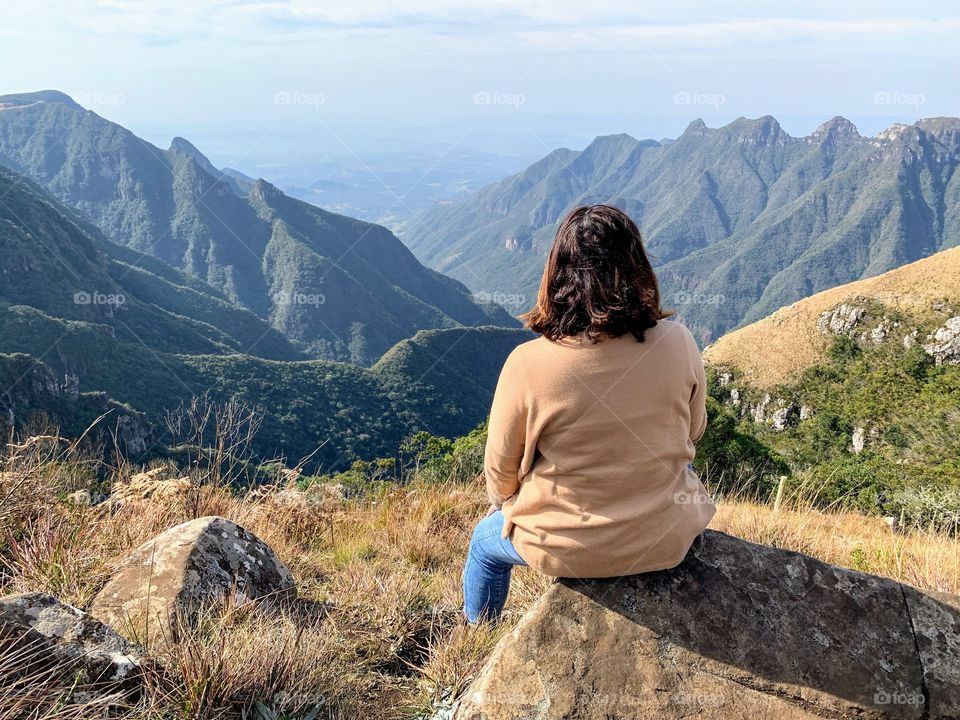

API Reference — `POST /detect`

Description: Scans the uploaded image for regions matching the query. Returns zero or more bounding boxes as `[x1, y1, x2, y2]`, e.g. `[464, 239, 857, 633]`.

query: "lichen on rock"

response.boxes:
[90, 516, 296, 643]
[453, 530, 960, 719]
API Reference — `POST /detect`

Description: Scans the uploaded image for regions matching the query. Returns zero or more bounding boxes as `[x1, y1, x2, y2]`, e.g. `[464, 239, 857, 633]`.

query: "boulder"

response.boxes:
[923, 316, 960, 365]
[90, 516, 295, 642]
[0, 592, 142, 693]
[454, 530, 960, 720]
[816, 302, 866, 336]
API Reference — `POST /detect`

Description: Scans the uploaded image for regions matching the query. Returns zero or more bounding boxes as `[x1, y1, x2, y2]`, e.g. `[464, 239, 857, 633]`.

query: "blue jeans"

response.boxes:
[462, 510, 527, 623]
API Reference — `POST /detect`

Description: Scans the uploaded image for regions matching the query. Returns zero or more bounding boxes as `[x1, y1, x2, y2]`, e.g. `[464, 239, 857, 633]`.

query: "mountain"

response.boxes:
[0, 165, 529, 469]
[703, 245, 960, 386]
[0, 166, 300, 360]
[0, 90, 517, 364]
[700, 246, 960, 510]
[406, 116, 960, 343]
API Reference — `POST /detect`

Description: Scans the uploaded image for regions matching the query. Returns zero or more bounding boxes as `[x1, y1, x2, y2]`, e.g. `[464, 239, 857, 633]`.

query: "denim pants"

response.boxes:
[462, 510, 528, 623]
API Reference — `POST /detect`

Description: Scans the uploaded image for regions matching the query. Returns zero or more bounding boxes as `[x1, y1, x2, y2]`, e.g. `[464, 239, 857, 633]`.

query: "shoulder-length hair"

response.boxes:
[522, 204, 670, 343]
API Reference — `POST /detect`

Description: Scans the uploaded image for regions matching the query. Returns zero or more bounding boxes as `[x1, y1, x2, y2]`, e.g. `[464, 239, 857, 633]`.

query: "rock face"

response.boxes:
[90, 516, 295, 641]
[816, 301, 866, 335]
[455, 531, 960, 720]
[0, 592, 142, 690]
[924, 316, 960, 365]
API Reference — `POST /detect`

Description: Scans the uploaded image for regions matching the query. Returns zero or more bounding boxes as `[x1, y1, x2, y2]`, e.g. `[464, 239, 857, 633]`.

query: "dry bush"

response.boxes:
[713, 500, 960, 595]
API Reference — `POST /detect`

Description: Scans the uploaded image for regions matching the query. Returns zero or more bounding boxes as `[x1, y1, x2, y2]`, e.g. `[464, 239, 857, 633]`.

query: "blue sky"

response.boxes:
[2, 1, 959, 165]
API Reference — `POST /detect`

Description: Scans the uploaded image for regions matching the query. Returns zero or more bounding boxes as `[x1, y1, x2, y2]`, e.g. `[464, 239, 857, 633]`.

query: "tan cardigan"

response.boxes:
[485, 320, 715, 578]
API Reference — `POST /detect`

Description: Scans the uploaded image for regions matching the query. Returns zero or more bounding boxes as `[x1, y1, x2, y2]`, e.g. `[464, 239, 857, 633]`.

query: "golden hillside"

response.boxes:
[703, 246, 960, 387]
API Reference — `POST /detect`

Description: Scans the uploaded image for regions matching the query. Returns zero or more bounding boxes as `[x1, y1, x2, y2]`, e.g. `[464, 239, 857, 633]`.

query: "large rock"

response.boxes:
[90, 516, 295, 642]
[923, 316, 960, 365]
[0, 592, 142, 693]
[455, 530, 960, 720]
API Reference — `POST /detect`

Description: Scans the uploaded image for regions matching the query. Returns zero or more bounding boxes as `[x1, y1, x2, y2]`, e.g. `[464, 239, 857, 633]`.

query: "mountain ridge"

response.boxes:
[703, 244, 960, 387]
[406, 114, 960, 342]
[0, 164, 529, 469]
[0, 90, 518, 364]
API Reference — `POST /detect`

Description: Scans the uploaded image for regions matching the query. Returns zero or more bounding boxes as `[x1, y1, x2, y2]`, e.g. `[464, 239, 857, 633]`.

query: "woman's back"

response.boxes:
[463, 204, 714, 622]
[487, 320, 715, 578]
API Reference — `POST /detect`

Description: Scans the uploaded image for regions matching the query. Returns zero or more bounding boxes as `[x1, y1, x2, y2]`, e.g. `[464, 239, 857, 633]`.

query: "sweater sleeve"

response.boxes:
[484, 350, 528, 507]
[689, 339, 708, 444]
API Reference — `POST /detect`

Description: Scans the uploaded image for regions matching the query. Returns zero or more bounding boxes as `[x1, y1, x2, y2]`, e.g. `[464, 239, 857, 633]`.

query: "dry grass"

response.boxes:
[713, 501, 959, 595]
[2, 446, 959, 719]
[703, 245, 960, 387]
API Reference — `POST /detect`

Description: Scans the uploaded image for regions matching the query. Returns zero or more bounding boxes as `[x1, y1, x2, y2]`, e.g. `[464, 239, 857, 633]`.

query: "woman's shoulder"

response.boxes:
[505, 335, 554, 363]
[649, 319, 699, 347]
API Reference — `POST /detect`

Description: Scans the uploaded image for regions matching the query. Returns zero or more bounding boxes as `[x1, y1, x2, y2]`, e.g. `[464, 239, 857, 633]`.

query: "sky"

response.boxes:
[2, 0, 959, 169]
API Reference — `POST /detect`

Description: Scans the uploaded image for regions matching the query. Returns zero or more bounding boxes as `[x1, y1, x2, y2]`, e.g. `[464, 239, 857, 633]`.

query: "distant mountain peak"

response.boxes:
[809, 116, 861, 143]
[914, 117, 960, 148]
[0, 89, 83, 111]
[169, 136, 204, 156]
[680, 118, 709, 138]
[727, 115, 790, 147]
[915, 116, 960, 133]
[249, 178, 283, 202]
[168, 136, 220, 174]
[876, 122, 918, 143]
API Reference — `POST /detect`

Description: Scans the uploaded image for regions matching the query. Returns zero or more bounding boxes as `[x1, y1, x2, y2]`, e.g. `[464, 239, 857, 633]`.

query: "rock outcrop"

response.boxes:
[924, 316, 960, 365]
[90, 516, 295, 642]
[454, 530, 960, 720]
[0, 592, 142, 694]
[816, 302, 866, 335]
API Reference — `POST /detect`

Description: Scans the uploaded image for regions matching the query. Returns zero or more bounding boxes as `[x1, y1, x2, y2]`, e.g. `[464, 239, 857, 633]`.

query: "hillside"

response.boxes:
[704, 245, 960, 386]
[0, 90, 517, 364]
[699, 247, 960, 517]
[406, 116, 960, 342]
[0, 166, 300, 360]
[373, 326, 532, 438]
[0, 166, 528, 469]
[2, 445, 958, 720]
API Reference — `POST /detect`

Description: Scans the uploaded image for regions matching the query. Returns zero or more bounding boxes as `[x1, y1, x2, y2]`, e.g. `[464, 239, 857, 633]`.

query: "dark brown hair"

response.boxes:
[522, 204, 670, 342]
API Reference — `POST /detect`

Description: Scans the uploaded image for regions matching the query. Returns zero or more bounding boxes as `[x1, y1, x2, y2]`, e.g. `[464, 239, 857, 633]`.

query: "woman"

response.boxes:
[462, 204, 715, 623]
